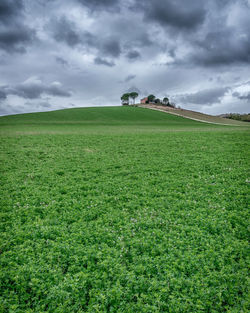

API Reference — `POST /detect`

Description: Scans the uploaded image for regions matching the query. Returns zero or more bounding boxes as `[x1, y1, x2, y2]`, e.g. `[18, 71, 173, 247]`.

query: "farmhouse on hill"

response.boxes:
[140, 97, 148, 104]
[140, 97, 156, 104]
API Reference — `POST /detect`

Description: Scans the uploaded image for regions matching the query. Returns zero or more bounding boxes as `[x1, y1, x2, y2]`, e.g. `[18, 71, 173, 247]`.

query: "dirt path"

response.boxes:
[138, 104, 246, 126]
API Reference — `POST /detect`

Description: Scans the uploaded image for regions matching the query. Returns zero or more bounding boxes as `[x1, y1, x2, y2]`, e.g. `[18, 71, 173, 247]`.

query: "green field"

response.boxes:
[0, 106, 249, 312]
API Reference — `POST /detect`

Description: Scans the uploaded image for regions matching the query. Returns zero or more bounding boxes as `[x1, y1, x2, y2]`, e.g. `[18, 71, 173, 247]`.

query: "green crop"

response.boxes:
[0, 107, 249, 312]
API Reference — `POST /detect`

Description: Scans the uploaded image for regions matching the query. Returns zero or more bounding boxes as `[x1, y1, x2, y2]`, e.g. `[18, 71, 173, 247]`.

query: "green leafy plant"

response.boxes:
[0, 107, 249, 312]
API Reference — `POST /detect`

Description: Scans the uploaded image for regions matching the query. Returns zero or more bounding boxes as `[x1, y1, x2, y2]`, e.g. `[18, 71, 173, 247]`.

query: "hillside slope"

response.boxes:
[0, 106, 221, 135]
[1, 106, 248, 136]
[138, 104, 248, 126]
[0, 106, 210, 125]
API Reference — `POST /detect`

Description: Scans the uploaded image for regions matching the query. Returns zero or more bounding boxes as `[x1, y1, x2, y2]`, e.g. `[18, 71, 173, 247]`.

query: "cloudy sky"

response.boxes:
[0, 0, 250, 116]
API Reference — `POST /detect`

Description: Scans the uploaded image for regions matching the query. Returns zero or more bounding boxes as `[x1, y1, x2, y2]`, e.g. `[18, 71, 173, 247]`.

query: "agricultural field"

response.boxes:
[0, 106, 249, 312]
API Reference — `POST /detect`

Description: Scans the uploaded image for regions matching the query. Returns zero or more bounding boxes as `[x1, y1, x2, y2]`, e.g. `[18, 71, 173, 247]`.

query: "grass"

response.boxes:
[0, 106, 249, 312]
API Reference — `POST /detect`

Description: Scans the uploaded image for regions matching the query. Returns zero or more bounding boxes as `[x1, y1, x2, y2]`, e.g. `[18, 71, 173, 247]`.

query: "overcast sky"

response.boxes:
[0, 0, 250, 116]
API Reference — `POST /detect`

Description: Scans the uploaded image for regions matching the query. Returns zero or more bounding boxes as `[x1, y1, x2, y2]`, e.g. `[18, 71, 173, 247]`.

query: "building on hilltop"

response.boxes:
[140, 97, 148, 104]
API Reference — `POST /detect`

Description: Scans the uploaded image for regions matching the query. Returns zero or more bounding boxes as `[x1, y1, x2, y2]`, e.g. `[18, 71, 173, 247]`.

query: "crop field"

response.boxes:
[0, 106, 249, 312]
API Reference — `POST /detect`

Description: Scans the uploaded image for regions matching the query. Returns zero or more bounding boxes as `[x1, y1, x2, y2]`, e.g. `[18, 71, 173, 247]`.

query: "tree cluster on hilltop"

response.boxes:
[141, 94, 176, 108]
[121, 92, 177, 108]
[121, 92, 139, 105]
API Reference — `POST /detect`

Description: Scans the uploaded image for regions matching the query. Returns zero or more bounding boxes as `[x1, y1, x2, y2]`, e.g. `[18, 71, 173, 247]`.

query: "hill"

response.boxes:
[0, 106, 215, 125]
[0, 106, 247, 136]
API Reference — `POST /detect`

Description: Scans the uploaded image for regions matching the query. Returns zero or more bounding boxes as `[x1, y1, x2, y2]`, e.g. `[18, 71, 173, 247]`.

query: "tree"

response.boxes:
[121, 93, 130, 105]
[154, 98, 161, 104]
[129, 92, 139, 105]
[163, 97, 169, 105]
[148, 94, 155, 102]
[169, 102, 176, 108]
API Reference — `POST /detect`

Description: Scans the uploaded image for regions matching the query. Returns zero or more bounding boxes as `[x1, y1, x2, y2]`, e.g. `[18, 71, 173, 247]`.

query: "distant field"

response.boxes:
[0, 107, 249, 312]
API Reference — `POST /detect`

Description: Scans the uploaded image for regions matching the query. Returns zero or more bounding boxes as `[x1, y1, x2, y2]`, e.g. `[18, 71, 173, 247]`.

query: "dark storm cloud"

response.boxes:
[129, 0, 250, 68]
[1, 0, 250, 115]
[232, 92, 250, 102]
[192, 30, 250, 66]
[0, 0, 23, 24]
[77, 0, 120, 12]
[50, 17, 82, 47]
[0, 26, 36, 53]
[126, 50, 141, 60]
[101, 38, 121, 57]
[0, 0, 36, 53]
[0, 89, 7, 101]
[94, 57, 115, 67]
[50, 17, 121, 58]
[1, 78, 71, 99]
[132, 0, 206, 30]
[178, 0, 250, 67]
[178, 87, 230, 105]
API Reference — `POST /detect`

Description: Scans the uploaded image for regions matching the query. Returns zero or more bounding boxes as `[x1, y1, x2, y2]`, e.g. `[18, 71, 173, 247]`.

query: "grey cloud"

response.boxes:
[192, 30, 250, 66]
[0, 26, 36, 53]
[0, 89, 7, 101]
[94, 57, 115, 67]
[0, 0, 23, 24]
[232, 91, 250, 102]
[77, 0, 120, 12]
[126, 50, 141, 60]
[1, 0, 250, 116]
[55, 56, 69, 66]
[101, 38, 121, 57]
[38, 101, 52, 108]
[24, 100, 52, 109]
[232, 92, 240, 97]
[178, 87, 230, 105]
[111, 16, 153, 49]
[132, 0, 206, 30]
[0, 0, 36, 53]
[50, 17, 121, 58]
[51, 17, 82, 47]
[124, 75, 136, 82]
[126, 86, 141, 94]
[46, 82, 71, 97]
[1, 78, 71, 99]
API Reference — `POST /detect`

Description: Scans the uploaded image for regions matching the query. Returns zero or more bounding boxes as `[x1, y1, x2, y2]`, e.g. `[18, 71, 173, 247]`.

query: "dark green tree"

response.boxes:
[148, 94, 155, 102]
[129, 92, 139, 104]
[121, 93, 130, 105]
[163, 97, 169, 105]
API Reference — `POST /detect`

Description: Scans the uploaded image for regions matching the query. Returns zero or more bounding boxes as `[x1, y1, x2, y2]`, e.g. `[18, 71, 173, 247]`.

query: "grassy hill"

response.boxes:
[0, 106, 245, 136]
[0, 106, 216, 125]
[0, 106, 249, 312]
